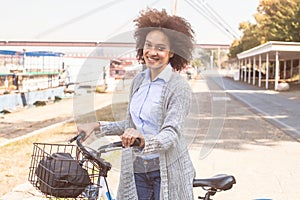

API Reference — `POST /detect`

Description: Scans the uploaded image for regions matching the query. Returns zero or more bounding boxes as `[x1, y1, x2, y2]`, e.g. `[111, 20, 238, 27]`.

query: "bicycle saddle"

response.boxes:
[193, 174, 236, 191]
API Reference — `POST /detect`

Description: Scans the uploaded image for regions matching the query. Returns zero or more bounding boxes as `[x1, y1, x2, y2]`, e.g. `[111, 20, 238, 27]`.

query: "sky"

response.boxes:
[0, 0, 260, 45]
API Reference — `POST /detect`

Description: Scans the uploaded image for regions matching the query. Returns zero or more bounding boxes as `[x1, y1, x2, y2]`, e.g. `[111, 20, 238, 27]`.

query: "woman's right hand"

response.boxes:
[76, 122, 100, 141]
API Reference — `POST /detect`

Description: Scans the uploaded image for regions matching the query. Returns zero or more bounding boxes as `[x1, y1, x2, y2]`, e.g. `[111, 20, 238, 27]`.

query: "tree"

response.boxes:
[228, 39, 243, 59]
[257, 0, 300, 42]
[228, 0, 300, 59]
[228, 22, 261, 58]
[194, 48, 211, 67]
[191, 58, 202, 68]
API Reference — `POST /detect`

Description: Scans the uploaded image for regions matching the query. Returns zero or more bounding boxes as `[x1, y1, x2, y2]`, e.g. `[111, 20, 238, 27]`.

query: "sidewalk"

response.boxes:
[1, 71, 300, 199]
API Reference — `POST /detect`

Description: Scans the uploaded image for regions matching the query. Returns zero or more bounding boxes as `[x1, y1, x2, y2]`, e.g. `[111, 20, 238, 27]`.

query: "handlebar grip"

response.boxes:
[111, 138, 141, 148]
[68, 132, 86, 143]
[132, 138, 141, 147]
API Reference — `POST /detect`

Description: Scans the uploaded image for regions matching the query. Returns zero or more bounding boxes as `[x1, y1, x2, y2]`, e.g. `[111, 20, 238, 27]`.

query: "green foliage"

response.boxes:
[257, 0, 300, 42]
[191, 58, 202, 67]
[228, 0, 300, 58]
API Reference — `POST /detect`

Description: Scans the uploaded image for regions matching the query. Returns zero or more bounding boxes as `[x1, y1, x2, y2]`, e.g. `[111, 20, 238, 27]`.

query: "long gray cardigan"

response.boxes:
[99, 70, 195, 200]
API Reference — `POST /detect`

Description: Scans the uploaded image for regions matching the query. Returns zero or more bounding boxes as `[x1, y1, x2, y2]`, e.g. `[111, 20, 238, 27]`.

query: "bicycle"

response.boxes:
[28, 132, 236, 200]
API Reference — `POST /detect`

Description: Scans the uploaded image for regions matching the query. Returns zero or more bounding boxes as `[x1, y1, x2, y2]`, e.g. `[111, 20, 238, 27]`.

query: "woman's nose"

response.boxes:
[147, 47, 158, 56]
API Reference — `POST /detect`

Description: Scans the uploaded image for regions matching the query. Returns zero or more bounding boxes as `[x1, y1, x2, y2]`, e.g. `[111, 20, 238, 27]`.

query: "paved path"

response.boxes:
[209, 70, 300, 141]
[1, 70, 300, 199]
[190, 70, 300, 199]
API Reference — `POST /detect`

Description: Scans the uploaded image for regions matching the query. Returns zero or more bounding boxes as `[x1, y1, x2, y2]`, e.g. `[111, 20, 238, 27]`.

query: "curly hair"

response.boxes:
[133, 8, 195, 71]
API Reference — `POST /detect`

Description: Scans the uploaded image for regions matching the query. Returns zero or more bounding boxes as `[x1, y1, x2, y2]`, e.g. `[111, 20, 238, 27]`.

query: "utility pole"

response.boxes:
[171, 0, 178, 15]
[210, 50, 214, 69]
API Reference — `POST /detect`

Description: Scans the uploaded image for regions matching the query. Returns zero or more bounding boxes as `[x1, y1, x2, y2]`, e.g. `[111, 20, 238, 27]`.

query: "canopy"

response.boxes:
[0, 50, 64, 57]
[25, 51, 64, 57]
[0, 50, 23, 55]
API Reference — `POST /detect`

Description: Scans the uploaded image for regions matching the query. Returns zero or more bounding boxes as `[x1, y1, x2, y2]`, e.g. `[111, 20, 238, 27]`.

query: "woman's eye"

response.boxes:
[145, 43, 151, 48]
[144, 43, 167, 51]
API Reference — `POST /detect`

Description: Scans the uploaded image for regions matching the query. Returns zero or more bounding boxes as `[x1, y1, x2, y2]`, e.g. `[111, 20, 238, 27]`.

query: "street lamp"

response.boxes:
[23, 49, 26, 73]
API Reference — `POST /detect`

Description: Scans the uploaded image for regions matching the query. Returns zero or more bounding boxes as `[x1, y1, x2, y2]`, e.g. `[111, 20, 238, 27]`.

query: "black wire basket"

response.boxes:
[28, 143, 101, 200]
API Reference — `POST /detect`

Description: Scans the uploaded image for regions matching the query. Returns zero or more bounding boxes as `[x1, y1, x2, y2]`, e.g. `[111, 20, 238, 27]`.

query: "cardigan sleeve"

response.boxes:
[95, 120, 126, 136]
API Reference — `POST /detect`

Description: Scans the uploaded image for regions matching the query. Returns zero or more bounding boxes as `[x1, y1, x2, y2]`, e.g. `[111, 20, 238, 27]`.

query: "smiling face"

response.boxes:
[143, 30, 174, 80]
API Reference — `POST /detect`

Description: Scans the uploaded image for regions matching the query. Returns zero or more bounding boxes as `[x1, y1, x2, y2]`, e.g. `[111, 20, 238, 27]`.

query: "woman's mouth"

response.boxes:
[146, 56, 159, 64]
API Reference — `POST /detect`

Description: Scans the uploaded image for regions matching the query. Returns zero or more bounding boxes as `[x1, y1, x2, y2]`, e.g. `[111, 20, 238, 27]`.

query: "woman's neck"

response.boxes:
[150, 65, 167, 81]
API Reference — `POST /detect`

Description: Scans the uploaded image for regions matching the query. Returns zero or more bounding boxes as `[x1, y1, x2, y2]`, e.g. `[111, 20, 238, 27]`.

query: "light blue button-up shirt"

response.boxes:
[130, 64, 172, 159]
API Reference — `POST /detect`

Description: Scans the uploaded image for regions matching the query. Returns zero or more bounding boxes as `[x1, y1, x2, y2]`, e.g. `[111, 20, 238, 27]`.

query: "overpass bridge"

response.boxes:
[0, 40, 229, 67]
[0, 40, 229, 49]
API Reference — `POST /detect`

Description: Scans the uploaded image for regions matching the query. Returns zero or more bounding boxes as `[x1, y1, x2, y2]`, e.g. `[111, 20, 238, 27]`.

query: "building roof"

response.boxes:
[237, 41, 300, 61]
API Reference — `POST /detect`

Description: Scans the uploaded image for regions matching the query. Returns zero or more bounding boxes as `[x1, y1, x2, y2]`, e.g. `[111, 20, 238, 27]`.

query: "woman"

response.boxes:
[77, 8, 195, 200]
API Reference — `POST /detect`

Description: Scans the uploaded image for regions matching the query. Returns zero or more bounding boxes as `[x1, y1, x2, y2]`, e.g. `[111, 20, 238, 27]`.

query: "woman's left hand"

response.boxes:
[121, 128, 145, 148]
[77, 122, 100, 141]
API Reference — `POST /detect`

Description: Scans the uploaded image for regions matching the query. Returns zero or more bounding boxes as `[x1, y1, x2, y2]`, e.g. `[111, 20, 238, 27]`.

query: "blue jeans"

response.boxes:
[134, 170, 161, 200]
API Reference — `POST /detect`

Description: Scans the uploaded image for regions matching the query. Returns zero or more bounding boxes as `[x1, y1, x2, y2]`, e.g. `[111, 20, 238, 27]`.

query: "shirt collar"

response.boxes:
[142, 63, 173, 83]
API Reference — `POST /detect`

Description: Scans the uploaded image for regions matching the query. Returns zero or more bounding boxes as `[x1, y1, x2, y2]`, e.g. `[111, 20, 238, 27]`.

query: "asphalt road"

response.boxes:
[209, 71, 300, 142]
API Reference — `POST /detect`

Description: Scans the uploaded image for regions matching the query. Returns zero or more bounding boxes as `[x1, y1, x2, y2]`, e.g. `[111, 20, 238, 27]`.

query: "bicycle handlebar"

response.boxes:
[97, 138, 141, 150]
[69, 133, 141, 148]
[69, 132, 112, 177]
[68, 133, 141, 177]
[68, 132, 84, 143]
